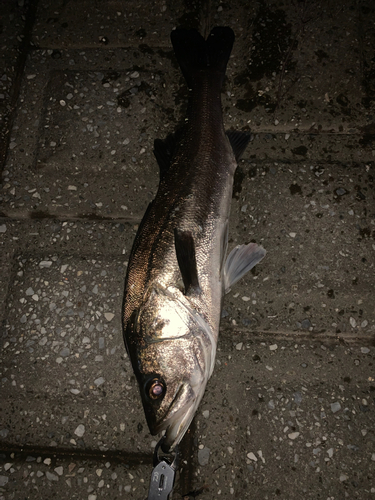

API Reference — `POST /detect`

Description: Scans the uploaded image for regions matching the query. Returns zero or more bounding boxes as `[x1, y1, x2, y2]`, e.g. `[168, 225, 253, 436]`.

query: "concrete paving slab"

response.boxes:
[0, 47, 180, 219]
[359, 1, 375, 112]
[0, 219, 134, 277]
[222, 0, 375, 133]
[0, 452, 150, 499]
[0, 220, 194, 497]
[1, 40, 374, 219]
[237, 133, 373, 162]
[0, 0, 29, 164]
[0, 251, 163, 452]
[225, 160, 375, 339]
[0, 247, 14, 334]
[32, 0, 189, 49]
[193, 339, 375, 499]
[1, 0, 375, 498]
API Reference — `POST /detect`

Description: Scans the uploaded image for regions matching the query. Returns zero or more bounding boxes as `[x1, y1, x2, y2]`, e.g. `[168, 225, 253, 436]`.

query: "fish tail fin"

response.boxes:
[171, 27, 235, 89]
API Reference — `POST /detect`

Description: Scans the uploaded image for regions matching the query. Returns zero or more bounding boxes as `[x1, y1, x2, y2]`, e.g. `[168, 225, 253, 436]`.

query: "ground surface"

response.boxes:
[0, 0, 374, 499]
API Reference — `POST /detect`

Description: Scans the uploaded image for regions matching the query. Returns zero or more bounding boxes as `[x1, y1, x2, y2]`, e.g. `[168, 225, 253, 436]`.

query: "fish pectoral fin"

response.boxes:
[226, 130, 251, 162]
[174, 229, 201, 295]
[223, 243, 266, 293]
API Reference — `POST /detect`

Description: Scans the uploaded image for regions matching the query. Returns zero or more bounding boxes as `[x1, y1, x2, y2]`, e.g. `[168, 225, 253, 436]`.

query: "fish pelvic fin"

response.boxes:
[226, 130, 251, 162]
[223, 243, 266, 293]
[174, 229, 201, 295]
[170, 27, 234, 90]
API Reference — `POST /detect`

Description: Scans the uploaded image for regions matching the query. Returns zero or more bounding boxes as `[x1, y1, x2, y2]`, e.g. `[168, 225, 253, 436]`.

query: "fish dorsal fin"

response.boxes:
[153, 129, 184, 181]
[223, 243, 266, 293]
[153, 135, 176, 181]
[226, 130, 251, 162]
[174, 229, 200, 295]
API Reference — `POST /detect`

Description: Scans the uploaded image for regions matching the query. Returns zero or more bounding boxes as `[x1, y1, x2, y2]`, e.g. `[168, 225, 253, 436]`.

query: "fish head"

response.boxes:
[127, 285, 215, 451]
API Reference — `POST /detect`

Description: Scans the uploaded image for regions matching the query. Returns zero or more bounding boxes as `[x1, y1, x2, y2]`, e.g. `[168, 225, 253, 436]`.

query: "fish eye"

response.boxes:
[147, 378, 166, 400]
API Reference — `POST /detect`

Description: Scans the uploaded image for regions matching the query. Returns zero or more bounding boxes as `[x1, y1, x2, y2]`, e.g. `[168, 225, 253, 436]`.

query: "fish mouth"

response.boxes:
[150, 382, 197, 452]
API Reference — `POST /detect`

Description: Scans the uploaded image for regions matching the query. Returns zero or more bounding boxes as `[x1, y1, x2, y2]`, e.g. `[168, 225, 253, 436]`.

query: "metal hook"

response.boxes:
[147, 437, 179, 499]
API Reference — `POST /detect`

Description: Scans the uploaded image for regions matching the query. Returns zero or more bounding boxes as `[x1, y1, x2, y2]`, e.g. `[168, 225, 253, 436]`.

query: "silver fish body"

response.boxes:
[122, 27, 266, 451]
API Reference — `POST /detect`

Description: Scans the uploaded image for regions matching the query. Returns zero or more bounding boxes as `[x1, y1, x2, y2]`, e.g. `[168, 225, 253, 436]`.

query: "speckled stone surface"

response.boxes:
[0, 454, 150, 499]
[193, 340, 375, 498]
[0, 0, 374, 498]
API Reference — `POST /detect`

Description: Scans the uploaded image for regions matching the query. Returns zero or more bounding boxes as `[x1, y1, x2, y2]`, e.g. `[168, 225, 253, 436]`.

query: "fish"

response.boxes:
[122, 26, 266, 452]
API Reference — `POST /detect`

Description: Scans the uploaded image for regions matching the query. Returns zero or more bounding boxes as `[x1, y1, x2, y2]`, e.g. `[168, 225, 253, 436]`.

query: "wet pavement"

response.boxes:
[0, 0, 374, 499]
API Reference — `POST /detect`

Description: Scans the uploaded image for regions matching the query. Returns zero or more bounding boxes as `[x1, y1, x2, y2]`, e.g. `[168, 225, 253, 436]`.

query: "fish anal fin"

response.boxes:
[223, 243, 266, 293]
[174, 229, 200, 295]
[226, 130, 251, 162]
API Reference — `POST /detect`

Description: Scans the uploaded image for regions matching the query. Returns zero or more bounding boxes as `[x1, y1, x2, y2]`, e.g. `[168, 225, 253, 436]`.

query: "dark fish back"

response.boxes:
[123, 27, 237, 349]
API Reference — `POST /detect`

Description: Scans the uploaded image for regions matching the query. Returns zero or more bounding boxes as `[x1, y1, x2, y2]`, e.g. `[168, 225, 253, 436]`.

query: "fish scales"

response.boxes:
[124, 77, 232, 334]
[122, 27, 266, 452]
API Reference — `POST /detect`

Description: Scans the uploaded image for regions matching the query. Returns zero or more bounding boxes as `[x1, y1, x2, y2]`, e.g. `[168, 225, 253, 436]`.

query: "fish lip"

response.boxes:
[148, 382, 193, 433]
[162, 405, 195, 451]
[161, 386, 199, 451]
[147, 382, 196, 448]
